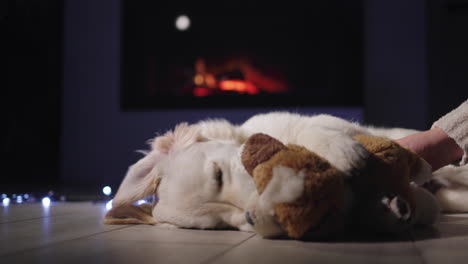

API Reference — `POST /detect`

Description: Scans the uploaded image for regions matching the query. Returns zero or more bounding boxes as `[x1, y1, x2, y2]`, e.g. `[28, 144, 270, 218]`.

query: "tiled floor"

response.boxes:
[1, 202, 468, 263]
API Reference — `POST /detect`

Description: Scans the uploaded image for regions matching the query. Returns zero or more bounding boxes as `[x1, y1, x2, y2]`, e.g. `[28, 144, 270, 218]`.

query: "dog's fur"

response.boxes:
[105, 112, 468, 233]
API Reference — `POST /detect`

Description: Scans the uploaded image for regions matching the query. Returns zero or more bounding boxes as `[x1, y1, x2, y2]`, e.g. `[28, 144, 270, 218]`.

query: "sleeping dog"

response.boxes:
[104, 112, 468, 234]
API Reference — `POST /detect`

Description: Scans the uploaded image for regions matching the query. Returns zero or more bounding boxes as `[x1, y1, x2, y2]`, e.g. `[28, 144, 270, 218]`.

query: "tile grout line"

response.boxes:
[409, 229, 428, 264]
[0, 225, 133, 258]
[201, 233, 256, 264]
[0, 204, 108, 224]
[0, 211, 91, 225]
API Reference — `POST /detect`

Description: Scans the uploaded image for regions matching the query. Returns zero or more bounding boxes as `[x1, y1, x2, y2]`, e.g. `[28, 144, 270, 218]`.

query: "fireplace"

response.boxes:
[121, 0, 363, 109]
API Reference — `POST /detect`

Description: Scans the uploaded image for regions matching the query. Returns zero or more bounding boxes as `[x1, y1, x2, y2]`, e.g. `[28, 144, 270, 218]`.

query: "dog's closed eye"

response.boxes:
[214, 163, 223, 190]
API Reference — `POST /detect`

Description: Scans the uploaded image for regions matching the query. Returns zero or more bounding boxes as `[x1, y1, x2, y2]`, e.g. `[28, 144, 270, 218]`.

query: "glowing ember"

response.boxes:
[219, 80, 259, 94]
[193, 87, 213, 97]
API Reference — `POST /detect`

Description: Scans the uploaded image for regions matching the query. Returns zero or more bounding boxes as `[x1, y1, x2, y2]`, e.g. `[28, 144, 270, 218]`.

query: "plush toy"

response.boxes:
[241, 133, 439, 239]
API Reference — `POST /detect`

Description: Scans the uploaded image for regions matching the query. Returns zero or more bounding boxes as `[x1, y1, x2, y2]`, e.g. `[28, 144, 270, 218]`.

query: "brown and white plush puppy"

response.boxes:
[241, 133, 440, 239]
[103, 112, 465, 232]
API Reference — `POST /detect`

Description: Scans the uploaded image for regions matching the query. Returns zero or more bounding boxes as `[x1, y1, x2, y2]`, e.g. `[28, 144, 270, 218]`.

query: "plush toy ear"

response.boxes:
[241, 133, 287, 175]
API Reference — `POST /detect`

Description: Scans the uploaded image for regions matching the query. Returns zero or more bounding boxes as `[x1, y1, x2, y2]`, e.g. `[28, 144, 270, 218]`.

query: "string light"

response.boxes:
[102, 186, 112, 196]
[42, 197, 51, 207]
[106, 199, 113, 210]
[175, 15, 190, 31]
[2, 198, 10, 206]
[0, 190, 115, 207]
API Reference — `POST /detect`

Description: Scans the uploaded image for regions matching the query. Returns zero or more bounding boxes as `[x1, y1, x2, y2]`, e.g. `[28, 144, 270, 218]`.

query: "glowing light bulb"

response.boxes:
[102, 186, 112, 196]
[175, 15, 190, 31]
[24, 194, 29, 199]
[2, 198, 10, 206]
[42, 197, 51, 207]
[1, 194, 6, 199]
[16, 196, 23, 204]
[106, 199, 113, 210]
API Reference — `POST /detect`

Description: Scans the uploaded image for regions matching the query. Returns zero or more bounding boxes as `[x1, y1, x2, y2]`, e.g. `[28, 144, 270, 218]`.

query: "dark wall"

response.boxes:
[365, 0, 468, 130]
[364, 0, 428, 130]
[427, 0, 468, 122]
[3, 0, 63, 193]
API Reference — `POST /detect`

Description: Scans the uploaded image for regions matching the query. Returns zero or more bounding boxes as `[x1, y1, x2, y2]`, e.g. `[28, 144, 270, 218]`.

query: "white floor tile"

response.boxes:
[413, 222, 468, 264]
[1, 239, 232, 264]
[0, 205, 127, 256]
[211, 235, 421, 264]
[3, 202, 468, 264]
[0, 202, 108, 223]
[89, 224, 254, 245]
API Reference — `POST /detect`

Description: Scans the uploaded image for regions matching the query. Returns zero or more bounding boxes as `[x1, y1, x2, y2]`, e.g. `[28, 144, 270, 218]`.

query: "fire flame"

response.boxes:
[219, 80, 259, 95]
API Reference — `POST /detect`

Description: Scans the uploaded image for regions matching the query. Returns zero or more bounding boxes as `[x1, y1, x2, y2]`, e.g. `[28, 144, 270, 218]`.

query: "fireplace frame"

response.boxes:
[120, 0, 364, 110]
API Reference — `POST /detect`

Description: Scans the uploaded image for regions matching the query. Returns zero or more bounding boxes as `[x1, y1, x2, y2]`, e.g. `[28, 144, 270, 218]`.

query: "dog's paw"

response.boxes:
[321, 135, 369, 176]
[244, 210, 284, 238]
[238, 222, 255, 232]
[298, 128, 369, 176]
[156, 223, 180, 229]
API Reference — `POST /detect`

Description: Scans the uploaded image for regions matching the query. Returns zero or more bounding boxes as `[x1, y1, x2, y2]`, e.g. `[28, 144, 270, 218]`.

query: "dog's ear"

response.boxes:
[151, 122, 202, 153]
[106, 123, 201, 225]
[105, 151, 162, 225]
[111, 122, 199, 205]
[112, 151, 164, 207]
[197, 119, 247, 144]
[104, 203, 156, 225]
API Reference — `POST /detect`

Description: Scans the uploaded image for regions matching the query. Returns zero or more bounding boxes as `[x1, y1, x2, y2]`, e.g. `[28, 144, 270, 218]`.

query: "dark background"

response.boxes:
[3, 0, 63, 194]
[2, 0, 467, 197]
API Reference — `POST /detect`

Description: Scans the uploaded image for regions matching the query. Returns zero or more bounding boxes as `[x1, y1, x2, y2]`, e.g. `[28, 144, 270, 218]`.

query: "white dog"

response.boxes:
[104, 112, 468, 236]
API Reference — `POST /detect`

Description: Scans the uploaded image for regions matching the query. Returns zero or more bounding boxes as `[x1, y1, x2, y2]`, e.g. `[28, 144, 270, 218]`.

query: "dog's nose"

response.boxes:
[245, 211, 254, 226]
